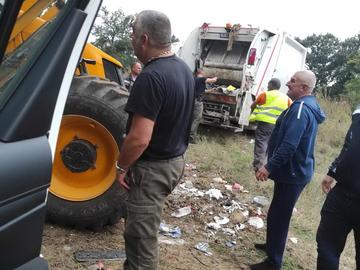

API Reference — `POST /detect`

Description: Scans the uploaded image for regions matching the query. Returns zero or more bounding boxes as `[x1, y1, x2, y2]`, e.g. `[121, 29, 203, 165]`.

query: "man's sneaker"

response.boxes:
[254, 243, 267, 251]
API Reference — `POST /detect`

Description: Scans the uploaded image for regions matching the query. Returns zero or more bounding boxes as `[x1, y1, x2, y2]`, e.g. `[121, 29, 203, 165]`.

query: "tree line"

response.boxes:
[92, 7, 360, 108]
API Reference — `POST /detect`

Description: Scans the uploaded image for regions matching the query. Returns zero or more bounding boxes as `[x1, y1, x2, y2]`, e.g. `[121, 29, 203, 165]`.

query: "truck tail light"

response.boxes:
[248, 48, 256, 65]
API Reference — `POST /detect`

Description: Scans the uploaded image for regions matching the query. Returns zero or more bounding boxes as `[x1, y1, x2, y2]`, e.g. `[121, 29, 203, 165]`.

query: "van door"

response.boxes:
[0, 1, 102, 269]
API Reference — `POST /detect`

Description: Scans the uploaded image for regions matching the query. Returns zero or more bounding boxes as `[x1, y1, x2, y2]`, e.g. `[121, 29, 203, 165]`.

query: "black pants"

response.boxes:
[266, 182, 306, 269]
[316, 185, 360, 270]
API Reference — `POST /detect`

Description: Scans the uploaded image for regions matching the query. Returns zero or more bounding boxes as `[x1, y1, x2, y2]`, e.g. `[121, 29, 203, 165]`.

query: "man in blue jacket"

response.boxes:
[250, 70, 326, 270]
[316, 106, 360, 270]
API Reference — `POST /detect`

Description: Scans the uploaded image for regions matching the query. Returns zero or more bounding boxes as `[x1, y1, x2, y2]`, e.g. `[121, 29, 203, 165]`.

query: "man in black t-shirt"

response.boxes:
[115, 10, 194, 270]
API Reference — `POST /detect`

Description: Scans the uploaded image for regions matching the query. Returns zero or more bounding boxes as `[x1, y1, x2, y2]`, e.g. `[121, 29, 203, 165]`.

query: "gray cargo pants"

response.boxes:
[190, 99, 203, 140]
[253, 121, 275, 171]
[123, 155, 185, 270]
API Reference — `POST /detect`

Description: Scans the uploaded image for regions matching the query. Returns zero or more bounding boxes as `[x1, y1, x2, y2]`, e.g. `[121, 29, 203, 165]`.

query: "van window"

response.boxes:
[0, 1, 69, 109]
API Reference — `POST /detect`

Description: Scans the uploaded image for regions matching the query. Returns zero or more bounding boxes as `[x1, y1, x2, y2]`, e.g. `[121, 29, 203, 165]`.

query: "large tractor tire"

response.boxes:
[47, 76, 129, 230]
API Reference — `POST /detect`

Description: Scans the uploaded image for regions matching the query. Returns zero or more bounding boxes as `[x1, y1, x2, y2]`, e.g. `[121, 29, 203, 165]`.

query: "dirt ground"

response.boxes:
[41, 161, 304, 270]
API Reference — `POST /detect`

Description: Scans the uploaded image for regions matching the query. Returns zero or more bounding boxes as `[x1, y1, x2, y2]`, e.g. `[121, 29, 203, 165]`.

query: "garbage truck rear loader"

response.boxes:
[179, 24, 307, 131]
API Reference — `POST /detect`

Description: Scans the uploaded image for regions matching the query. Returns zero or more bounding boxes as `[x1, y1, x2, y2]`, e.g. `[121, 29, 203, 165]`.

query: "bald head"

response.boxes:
[295, 70, 317, 93]
[133, 10, 172, 49]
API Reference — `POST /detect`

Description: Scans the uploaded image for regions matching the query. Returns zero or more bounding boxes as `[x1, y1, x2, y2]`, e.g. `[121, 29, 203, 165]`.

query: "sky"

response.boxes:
[102, 0, 360, 42]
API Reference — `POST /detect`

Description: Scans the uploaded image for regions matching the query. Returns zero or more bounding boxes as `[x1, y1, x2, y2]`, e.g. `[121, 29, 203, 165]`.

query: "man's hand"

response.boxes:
[117, 172, 130, 190]
[321, 175, 335, 194]
[255, 166, 269, 181]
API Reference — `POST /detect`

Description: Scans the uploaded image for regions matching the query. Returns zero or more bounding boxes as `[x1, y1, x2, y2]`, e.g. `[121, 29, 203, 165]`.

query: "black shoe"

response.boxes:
[250, 259, 277, 270]
[254, 243, 267, 251]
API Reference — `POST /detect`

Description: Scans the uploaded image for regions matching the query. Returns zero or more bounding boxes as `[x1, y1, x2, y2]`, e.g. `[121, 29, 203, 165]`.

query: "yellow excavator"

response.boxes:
[8, 0, 129, 229]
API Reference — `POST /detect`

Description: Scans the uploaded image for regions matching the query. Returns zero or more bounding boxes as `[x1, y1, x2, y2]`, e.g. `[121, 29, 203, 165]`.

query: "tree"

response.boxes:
[298, 34, 340, 95]
[343, 52, 360, 109]
[298, 34, 360, 97]
[331, 35, 360, 96]
[91, 6, 135, 69]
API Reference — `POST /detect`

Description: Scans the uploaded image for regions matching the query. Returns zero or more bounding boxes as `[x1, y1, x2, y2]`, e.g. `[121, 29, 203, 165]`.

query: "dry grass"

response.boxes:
[186, 97, 356, 269]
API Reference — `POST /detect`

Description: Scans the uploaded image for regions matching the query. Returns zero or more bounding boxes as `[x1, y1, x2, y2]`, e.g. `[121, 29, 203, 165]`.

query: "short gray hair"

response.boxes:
[133, 10, 172, 48]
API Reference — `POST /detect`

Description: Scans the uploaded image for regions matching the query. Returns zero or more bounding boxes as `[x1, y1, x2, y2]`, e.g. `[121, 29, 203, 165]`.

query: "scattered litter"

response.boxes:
[235, 223, 246, 231]
[293, 207, 298, 214]
[214, 216, 230, 225]
[195, 191, 205, 197]
[159, 236, 185, 245]
[171, 206, 192, 218]
[193, 174, 197, 178]
[242, 210, 249, 217]
[222, 228, 236, 235]
[232, 182, 244, 191]
[184, 180, 194, 189]
[213, 177, 226, 183]
[226, 240, 237, 248]
[223, 200, 244, 213]
[159, 222, 182, 238]
[206, 188, 223, 200]
[249, 139, 255, 144]
[253, 196, 270, 206]
[289, 237, 298, 244]
[185, 163, 197, 170]
[254, 207, 262, 216]
[74, 250, 126, 262]
[248, 216, 264, 229]
[87, 262, 105, 270]
[195, 242, 213, 256]
[207, 222, 221, 230]
[63, 245, 71, 251]
[224, 184, 233, 191]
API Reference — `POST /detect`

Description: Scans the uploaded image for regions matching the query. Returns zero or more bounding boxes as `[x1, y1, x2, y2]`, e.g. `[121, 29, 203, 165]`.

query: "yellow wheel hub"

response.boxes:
[50, 115, 119, 201]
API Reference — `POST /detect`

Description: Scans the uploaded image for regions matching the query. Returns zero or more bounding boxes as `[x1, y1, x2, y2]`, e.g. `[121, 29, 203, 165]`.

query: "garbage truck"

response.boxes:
[178, 23, 307, 131]
[6, 0, 129, 230]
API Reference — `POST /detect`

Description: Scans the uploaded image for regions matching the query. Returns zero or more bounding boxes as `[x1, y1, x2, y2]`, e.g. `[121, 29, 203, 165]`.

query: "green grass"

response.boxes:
[186, 97, 356, 269]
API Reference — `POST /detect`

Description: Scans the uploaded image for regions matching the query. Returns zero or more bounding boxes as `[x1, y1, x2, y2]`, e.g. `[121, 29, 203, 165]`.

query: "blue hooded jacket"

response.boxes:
[265, 95, 326, 184]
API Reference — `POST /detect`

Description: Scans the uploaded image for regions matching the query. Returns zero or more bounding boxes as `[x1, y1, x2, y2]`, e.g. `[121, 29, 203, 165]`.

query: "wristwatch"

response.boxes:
[115, 161, 127, 174]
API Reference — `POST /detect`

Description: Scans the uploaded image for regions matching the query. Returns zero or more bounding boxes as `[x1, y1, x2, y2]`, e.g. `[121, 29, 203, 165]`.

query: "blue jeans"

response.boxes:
[266, 182, 306, 269]
[316, 184, 360, 270]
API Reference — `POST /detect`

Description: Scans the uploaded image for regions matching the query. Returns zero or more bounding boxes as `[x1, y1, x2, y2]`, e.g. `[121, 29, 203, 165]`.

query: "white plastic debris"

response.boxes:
[224, 184, 233, 191]
[242, 210, 249, 217]
[171, 206, 191, 218]
[214, 216, 230, 225]
[223, 200, 244, 213]
[253, 196, 270, 206]
[289, 237, 298, 244]
[63, 245, 71, 251]
[207, 222, 221, 230]
[235, 223, 246, 231]
[222, 228, 236, 235]
[206, 188, 223, 200]
[184, 180, 194, 189]
[213, 177, 226, 183]
[249, 139, 255, 144]
[159, 236, 185, 245]
[195, 242, 213, 256]
[248, 216, 264, 229]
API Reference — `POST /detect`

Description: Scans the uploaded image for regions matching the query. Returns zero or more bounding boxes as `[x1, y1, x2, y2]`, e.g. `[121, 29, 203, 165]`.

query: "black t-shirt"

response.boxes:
[125, 55, 194, 160]
[194, 77, 207, 98]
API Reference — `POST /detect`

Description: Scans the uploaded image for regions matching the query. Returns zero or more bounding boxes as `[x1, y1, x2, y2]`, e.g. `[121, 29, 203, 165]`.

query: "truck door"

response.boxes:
[0, 0, 102, 269]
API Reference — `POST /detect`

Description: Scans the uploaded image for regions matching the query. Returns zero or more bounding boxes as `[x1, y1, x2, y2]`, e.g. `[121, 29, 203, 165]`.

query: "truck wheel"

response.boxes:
[47, 76, 129, 230]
